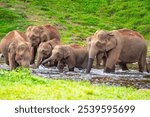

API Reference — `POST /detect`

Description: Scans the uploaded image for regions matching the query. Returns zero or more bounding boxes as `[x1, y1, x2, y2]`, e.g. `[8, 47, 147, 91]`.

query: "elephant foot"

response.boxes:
[122, 68, 129, 71]
[77, 67, 83, 70]
[30, 64, 37, 69]
[59, 69, 63, 73]
[139, 69, 144, 73]
[69, 67, 74, 71]
[119, 62, 129, 71]
[104, 67, 115, 73]
[96, 64, 100, 67]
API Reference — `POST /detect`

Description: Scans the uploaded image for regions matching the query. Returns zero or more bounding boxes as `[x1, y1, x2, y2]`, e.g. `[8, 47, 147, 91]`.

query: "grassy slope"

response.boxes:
[0, 0, 150, 99]
[0, 0, 150, 43]
[0, 69, 150, 100]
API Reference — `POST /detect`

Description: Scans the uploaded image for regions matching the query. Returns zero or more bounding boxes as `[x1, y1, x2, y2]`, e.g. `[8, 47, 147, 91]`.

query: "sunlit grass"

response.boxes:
[0, 68, 150, 100]
[0, 0, 149, 42]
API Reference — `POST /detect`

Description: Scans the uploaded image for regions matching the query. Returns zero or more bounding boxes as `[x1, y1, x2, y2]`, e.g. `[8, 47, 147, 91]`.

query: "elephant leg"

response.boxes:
[8, 53, 18, 70]
[104, 49, 120, 73]
[119, 62, 129, 71]
[96, 53, 105, 67]
[102, 56, 107, 66]
[111, 65, 115, 72]
[138, 52, 146, 72]
[68, 67, 74, 71]
[96, 53, 101, 67]
[104, 65, 115, 73]
[66, 58, 75, 72]
[57, 60, 65, 72]
[5, 58, 9, 65]
[30, 47, 37, 64]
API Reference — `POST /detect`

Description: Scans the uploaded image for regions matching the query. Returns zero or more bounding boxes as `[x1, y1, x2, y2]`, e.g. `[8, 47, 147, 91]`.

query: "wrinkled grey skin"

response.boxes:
[42, 44, 88, 72]
[86, 29, 149, 73]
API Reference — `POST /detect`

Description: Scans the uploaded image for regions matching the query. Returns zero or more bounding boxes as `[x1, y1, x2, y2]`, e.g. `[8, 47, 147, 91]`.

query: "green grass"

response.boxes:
[0, 68, 150, 100]
[0, 0, 150, 43]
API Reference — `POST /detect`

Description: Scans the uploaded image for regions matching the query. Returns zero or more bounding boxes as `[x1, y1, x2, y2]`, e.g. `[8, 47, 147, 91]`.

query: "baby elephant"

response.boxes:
[42, 44, 88, 72]
[36, 38, 60, 67]
[0, 30, 32, 70]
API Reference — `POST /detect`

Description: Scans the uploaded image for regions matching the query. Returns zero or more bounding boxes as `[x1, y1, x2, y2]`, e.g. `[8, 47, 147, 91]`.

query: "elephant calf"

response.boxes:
[0, 30, 32, 70]
[36, 38, 60, 67]
[42, 44, 88, 72]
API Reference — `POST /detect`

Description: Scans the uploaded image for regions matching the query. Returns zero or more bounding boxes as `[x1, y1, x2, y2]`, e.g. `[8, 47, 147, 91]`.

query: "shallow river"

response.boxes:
[0, 58, 150, 89]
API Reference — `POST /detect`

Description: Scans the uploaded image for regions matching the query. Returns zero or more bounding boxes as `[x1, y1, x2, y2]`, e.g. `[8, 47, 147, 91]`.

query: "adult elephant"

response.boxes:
[0, 30, 32, 70]
[26, 24, 60, 65]
[86, 29, 149, 73]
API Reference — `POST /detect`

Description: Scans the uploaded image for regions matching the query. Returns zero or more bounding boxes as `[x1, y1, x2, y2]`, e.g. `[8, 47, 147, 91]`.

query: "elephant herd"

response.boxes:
[0, 24, 149, 73]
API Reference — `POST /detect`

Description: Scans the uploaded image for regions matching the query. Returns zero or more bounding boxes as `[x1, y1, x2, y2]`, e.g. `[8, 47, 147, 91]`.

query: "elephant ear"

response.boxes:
[38, 26, 44, 32]
[47, 39, 59, 49]
[26, 26, 33, 39]
[41, 34, 48, 42]
[8, 41, 17, 53]
[26, 26, 33, 32]
[105, 32, 117, 51]
[63, 46, 71, 58]
[86, 36, 92, 42]
[39, 26, 49, 42]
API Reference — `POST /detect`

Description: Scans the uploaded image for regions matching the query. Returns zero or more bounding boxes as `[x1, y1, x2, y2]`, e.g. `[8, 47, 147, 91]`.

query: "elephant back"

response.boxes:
[44, 25, 60, 41]
[118, 29, 144, 40]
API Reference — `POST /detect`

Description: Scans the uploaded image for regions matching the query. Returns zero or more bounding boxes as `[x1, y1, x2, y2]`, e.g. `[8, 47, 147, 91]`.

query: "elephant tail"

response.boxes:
[0, 44, 3, 59]
[146, 61, 149, 73]
[0, 42, 1, 53]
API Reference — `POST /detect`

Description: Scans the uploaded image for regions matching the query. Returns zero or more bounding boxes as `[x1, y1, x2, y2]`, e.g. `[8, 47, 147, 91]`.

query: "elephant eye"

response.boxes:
[31, 35, 35, 39]
[42, 50, 46, 53]
[42, 35, 47, 42]
[56, 52, 60, 56]
[96, 41, 101, 47]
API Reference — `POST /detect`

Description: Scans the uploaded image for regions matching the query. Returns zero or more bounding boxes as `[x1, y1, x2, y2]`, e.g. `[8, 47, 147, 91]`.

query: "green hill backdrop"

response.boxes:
[0, 0, 150, 44]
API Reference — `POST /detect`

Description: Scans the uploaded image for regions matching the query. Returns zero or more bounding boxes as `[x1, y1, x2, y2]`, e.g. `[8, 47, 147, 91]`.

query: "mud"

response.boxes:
[0, 58, 150, 89]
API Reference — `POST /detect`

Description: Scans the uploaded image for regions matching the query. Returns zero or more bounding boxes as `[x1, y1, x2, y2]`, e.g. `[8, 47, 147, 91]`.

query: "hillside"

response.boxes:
[0, 0, 150, 44]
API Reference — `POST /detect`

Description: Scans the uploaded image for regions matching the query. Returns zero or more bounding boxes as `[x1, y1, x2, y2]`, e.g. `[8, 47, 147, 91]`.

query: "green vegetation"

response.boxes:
[0, 0, 150, 44]
[0, 0, 150, 99]
[0, 68, 150, 100]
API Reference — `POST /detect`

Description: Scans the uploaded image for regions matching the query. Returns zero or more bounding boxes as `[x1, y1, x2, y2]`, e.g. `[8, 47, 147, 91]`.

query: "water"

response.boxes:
[0, 58, 150, 89]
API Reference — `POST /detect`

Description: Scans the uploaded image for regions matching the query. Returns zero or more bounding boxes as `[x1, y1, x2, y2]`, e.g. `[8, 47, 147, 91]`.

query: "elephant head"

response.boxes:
[42, 45, 71, 65]
[86, 30, 117, 73]
[8, 41, 32, 69]
[36, 39, 60, 67]
[26, 26, 50, 47]
[36, 42, 52, 67]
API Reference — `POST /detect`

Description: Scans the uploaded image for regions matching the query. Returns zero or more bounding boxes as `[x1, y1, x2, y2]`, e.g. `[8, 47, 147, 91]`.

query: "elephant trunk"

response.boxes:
[36, 56, 42, 67]
[86, 49, 98, 73]
[42, 57, 52, 65]
[21, 61, 30, 68]
[86, 58, 94, 73]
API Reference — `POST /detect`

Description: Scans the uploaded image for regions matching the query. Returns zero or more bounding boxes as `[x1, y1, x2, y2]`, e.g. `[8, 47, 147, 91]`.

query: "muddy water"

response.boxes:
[0, 58, 150, 89]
